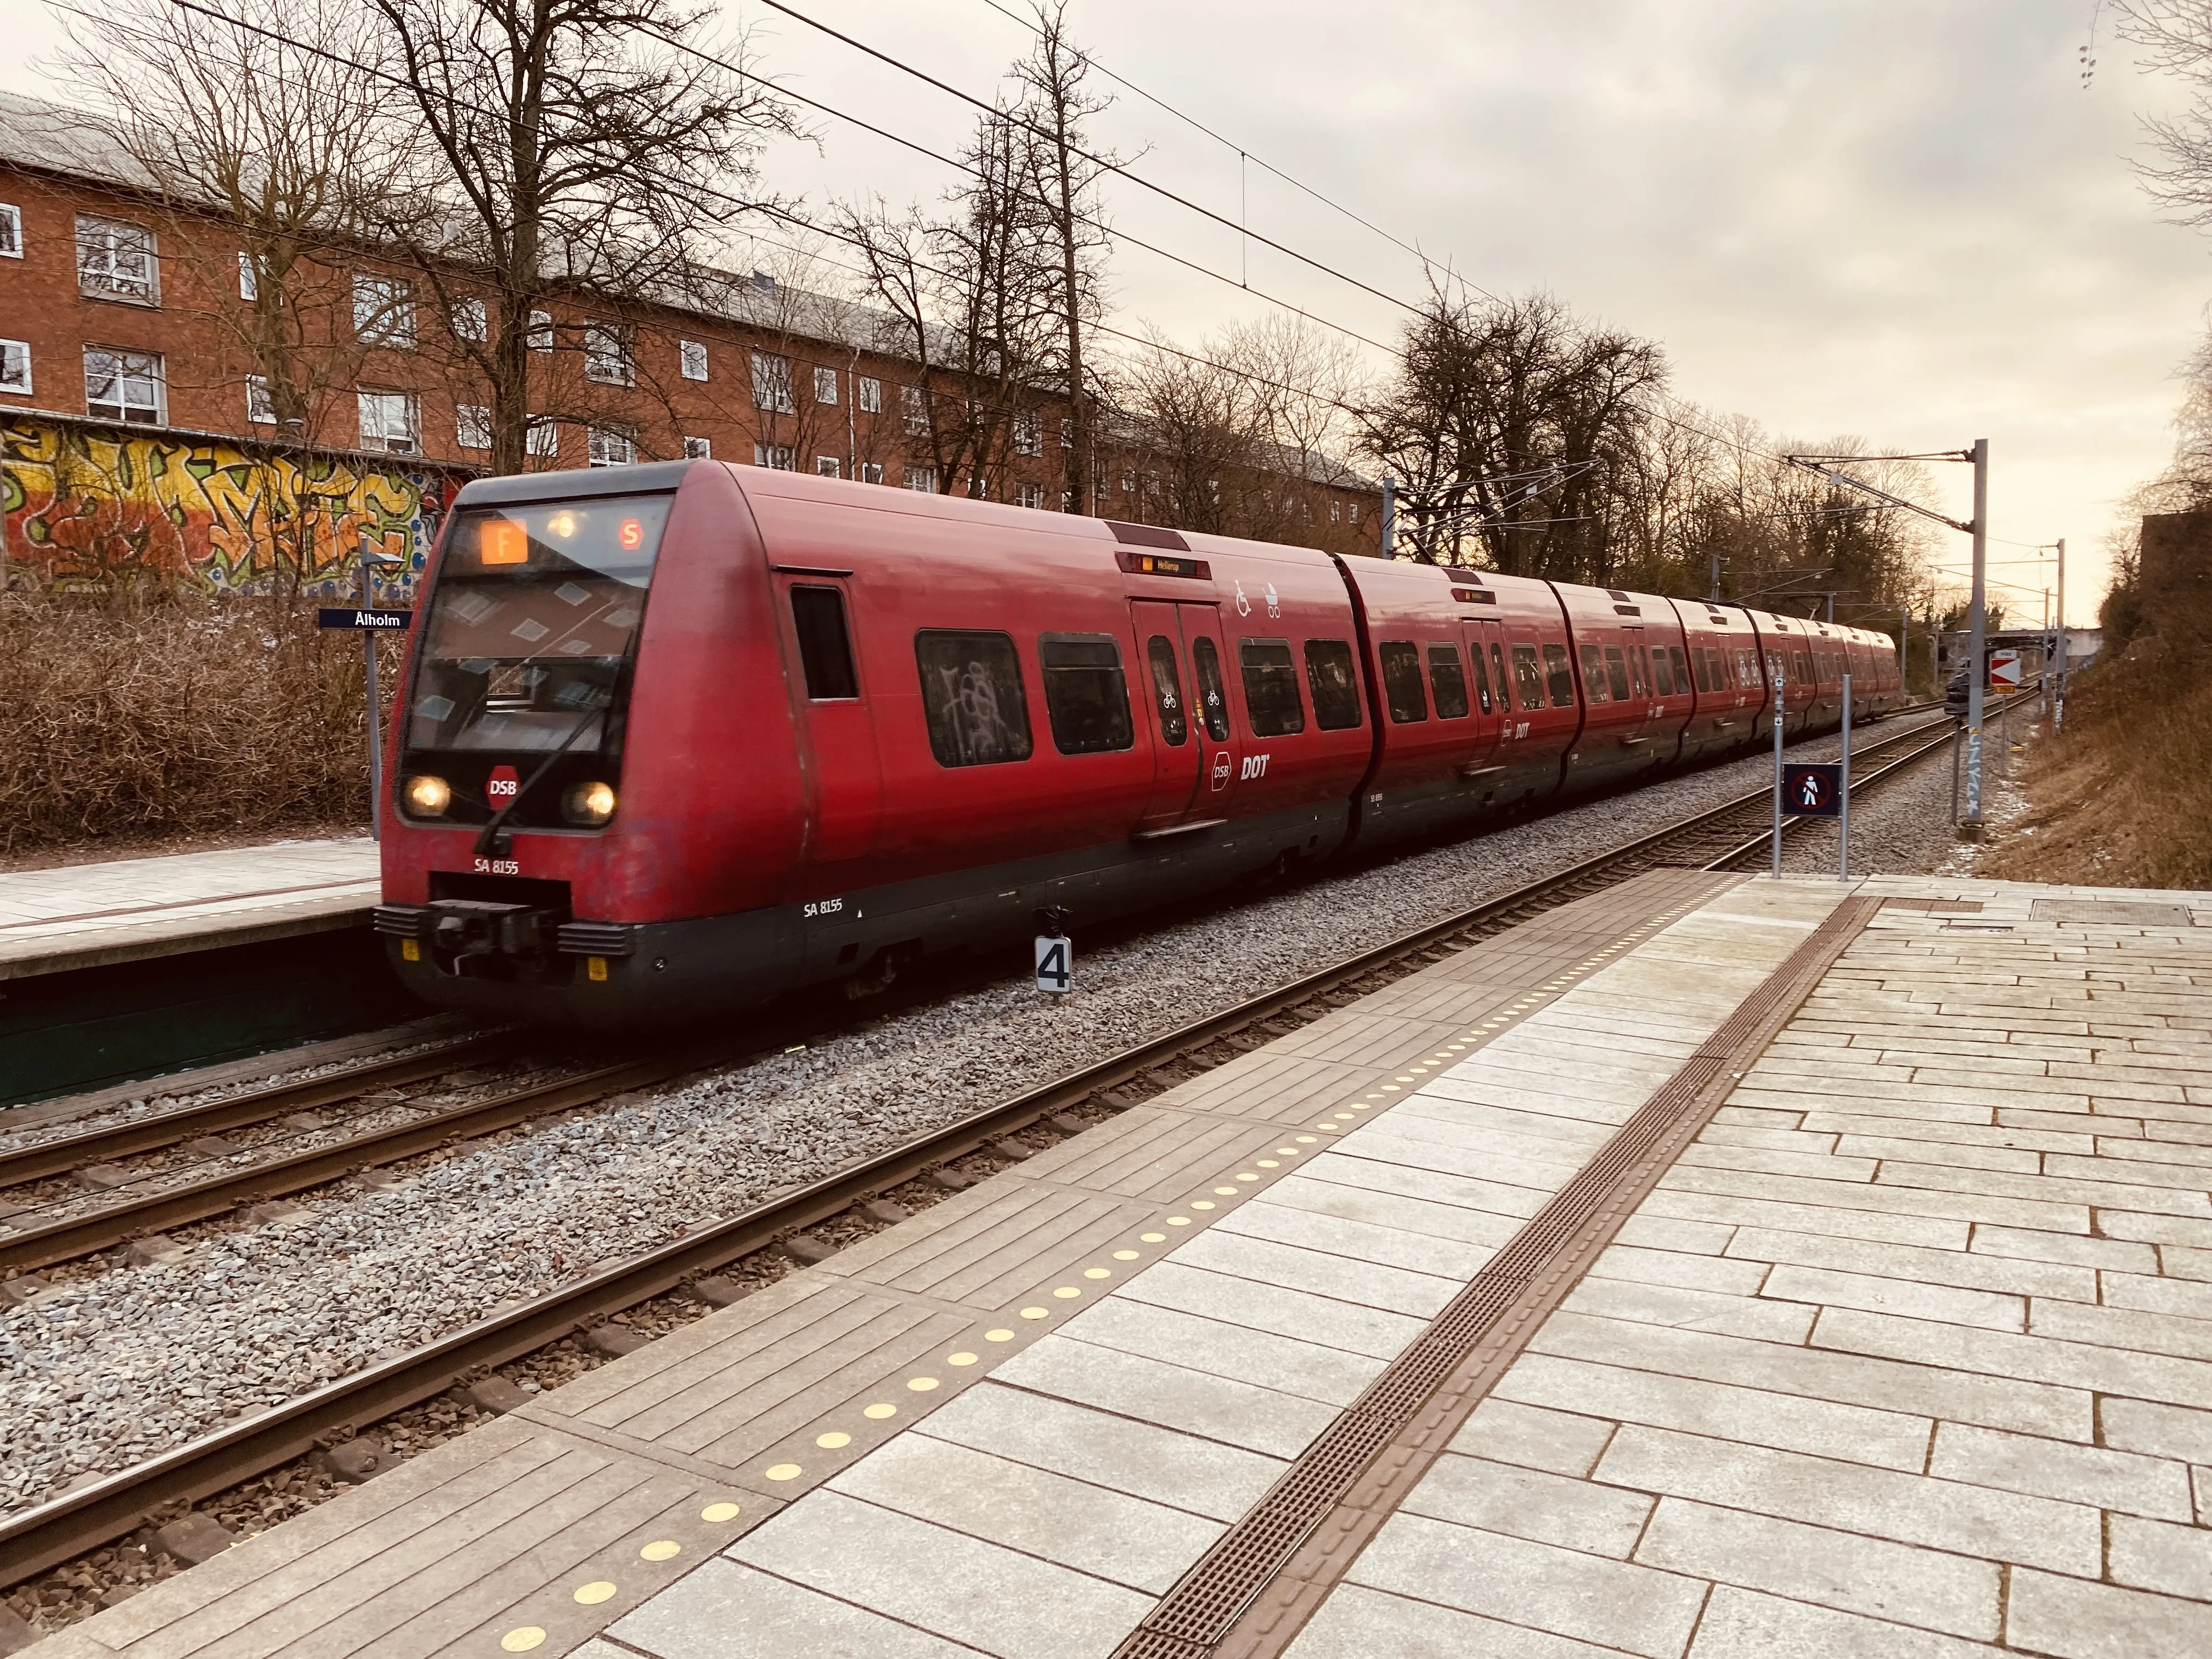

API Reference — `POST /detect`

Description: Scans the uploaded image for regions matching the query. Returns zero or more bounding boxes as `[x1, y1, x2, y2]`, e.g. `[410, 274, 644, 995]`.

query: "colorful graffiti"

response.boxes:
[0, 415, 472, 597]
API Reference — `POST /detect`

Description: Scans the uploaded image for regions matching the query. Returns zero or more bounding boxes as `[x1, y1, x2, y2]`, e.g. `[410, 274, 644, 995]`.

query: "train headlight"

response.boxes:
[563, 780, 617, 826]
[403, 774, 452, 817]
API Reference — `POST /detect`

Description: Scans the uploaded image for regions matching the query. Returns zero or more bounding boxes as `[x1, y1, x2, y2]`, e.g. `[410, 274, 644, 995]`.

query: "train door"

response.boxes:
[1459, 617, 1508, 777]
[1129, 599, 1238, 830]
[773, 570, 880, 864]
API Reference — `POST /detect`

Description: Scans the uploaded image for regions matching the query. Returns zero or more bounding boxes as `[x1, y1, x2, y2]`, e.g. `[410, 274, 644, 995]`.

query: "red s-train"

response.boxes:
[372, 460, 1901, 1026]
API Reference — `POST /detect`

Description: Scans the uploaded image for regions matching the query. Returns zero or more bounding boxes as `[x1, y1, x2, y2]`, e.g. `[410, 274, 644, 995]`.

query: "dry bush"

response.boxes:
[1982, 646, 2212, 891]
[0, 594, 379, 855]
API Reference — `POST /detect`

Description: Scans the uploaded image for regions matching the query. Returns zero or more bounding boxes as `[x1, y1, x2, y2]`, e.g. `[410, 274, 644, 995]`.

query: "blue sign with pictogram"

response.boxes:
[1782, 763, 1844, 817]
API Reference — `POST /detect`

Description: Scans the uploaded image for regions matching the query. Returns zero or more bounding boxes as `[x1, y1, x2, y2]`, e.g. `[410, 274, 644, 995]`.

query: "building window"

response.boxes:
[83, 347, 163, 423]
[245, 374, 274, 425]
[452, 298, 487, 342]
[527, 310, 553, 351]
[588, 424, 635, 466]
[859, 462, 884, 484]
[901, 385, 929, 436]
[1330, 499, 1341, 522]
[77, 215, 157, 303]
[238, 251, 257, 301]
[680, 340, 708, 381]
[1121, 470, 1136, 494]
[584, 324, 633, 386]
[816, 455, 841, 477]
[903, 465, 936, 492]
[751, 351, 794, 413]
[812, 365, 839, 405]
[753, 442, 793, 470]
[0, 338, 30, 394]
[857, 376, 881, 413]
[1013, 413, 1041, 457]
[1016, 481, 1046, 510]
[526, 417, 557, 457]
[457, 404, 490, 450]
[353, 274, 414, 347]
[0, 204, 20, 257]
[1060, 418, 1073, 449]
[357, 388, 419, 453]
[1349, 501, 1361, 524]
[684, 435, 712, 459]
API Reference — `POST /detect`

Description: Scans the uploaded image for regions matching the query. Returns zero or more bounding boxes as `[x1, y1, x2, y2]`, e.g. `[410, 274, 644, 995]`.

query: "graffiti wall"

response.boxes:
[0, 414, 473, 597]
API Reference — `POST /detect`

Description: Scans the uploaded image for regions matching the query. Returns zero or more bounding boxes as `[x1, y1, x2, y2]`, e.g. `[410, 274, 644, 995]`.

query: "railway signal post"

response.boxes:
[1961, 437, 1990, 838]
[1770, 669, 1787, 876]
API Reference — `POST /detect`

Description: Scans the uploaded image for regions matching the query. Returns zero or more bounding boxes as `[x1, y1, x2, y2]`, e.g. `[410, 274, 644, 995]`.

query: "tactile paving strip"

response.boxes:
[1113, 894, 1886, 1659]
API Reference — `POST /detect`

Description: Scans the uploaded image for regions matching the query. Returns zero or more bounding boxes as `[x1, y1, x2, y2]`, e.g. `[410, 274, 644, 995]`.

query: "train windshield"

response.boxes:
[407, 494, 672, 759]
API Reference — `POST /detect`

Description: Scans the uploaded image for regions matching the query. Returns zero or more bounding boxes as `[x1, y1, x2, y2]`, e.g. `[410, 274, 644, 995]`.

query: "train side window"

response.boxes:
[1543, 643, 1575, 706]
[1427, 643, 1470, 719]
[1469, 641, 1494, 714]
[1578, 644, 1610, 704]
[1658, 646, 1681, 696]
[1239, 638, 1306, 736]
[1793, 650, 1812, 684]
[1513, 644, 1547, 709]
[1190, 637, 1232, 741]
[1736, 648, 1757, 689]
[1628, 644, 1651, 697]
[915, 629, 1033, 766]
[1649, 646, 1671, 696]
[1145, 635, 1188, 747]
[1040, 634, 1135, 755]
[1491, 643, 1509, 711]
[1379, 641, 1427, 723]
[1304, 639, 1363, 730]
[790, 585, 859, 700]
[1602, 644, 1632, 702]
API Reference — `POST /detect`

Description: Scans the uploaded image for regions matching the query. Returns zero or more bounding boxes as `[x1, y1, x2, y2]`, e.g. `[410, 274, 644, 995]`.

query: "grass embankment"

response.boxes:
[0, 595, 376, 861]
[1981, 651, 2212, 891]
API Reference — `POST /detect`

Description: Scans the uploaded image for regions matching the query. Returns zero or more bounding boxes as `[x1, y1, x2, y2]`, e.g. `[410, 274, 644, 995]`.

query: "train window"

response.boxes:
[1040, 634, 1135, 755]
[1543, 643, 1575, 707]
[1651, 647, 1674, 697]
[1304, 639, 1363, 730]
[1628, 643, 1651, 698]
[915, 630, 1033, 767]
[1513, 645, 1547, 709]
[1792, 651, 1812, 684]
[1602, 645, 1632, 702]
[1469, 641, 1494, 714]
[1668, 646, 1690, 696]
[1578, 645, 1610, 704]
[1380, 641, 1428, 723]
[1191, 637, 1231, 741]
[1491, 643, 1509, 712]
[1239, 639, 1306, 736]
[789, 586, 859, 701]
[1428, 644, 1470, 719]
[1736, 648, 1757, 689]
[1146, 636, 1188, 747]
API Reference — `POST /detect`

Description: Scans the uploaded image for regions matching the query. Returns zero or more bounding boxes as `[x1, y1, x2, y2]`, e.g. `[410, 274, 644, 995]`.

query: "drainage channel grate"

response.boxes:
[1114, 894, 1884, 1658]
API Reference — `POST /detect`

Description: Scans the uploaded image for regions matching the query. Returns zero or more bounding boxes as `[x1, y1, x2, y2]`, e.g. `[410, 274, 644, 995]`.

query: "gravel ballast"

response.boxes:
[0, 714, 1947, 1520]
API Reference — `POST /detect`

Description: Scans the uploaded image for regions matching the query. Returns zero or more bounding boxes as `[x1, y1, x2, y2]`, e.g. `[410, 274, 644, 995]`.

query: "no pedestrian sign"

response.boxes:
[1782, 763, 1844, 818]
[318, 607, 414, 630]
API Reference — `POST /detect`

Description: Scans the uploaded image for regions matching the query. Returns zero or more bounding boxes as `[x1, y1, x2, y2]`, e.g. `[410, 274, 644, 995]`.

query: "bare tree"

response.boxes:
[2116, 3, 2212, 225]
[368, 0, 799, 474]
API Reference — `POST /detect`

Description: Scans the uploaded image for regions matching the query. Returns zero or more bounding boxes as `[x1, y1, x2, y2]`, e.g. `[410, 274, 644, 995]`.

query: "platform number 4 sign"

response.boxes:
[1035, 934, 1073, 994]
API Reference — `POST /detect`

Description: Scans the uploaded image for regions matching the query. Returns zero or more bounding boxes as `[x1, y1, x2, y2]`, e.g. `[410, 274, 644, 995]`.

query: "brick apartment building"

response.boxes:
[0, 90, 1381, 591]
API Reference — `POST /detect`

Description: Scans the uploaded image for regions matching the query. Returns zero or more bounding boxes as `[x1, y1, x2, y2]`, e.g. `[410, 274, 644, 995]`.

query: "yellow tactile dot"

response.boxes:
[1084, 1268, 1111, 1279]
[1191, 1200, 1217, 1211]
[908, 1375, 941, 1391]
[501, 1628, 547, 1652]
[1235, 1173, 1260, 1183]
[1351, 1104, 1372, 1110]
[1379, 1085, 1401, 1092]
[816, 1431, 852, 1449]
[1115, 1249, 1142, 1259]
[1020, 1305, 1052, 1318]
[1166, 1215, 1193, 1225]
[574, 1582, 617, 1605]
[1276, 1148, 1300, 1157]
[1052, 1285, 1082, 1299]
[864, 1403, 899, 1419]
[1257, 1159, 1279, 1169]
[701, 1502, 742, 1522]
[1214, 1185, 1239, 1195]
[1295, 1135, 1318, 1144]
[1312, 1122, 1335, 1130]
[640, 1540, 681, 1562]
[985, 1328, 1016, 1341]
[765, 1463, 803, 1481]
[1333, 1114, 1356, 1122]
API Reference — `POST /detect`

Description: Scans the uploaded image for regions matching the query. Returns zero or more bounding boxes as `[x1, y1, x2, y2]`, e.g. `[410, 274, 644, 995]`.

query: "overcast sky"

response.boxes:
[6, 0, 2202, 623]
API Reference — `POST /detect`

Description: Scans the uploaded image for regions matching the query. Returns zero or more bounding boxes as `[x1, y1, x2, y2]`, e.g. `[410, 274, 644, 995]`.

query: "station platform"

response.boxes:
[25, 870, 2212, 1659]
[0, 841, 379, 982]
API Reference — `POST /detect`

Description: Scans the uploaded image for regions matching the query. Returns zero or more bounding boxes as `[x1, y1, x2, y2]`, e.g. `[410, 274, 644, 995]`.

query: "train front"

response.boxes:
[370, 461, 802, 1028]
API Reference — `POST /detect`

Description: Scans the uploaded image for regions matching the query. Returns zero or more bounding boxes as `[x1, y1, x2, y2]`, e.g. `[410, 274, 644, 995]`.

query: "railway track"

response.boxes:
[0, 696, 1996, 1589]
